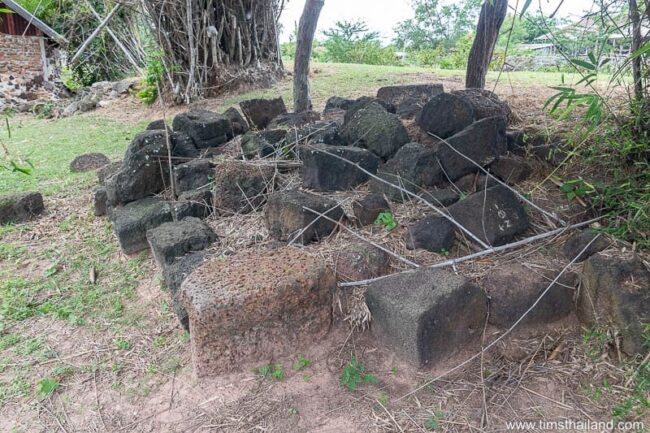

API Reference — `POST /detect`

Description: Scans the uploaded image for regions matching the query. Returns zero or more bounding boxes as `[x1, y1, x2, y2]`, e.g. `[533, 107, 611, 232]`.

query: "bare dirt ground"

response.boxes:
[1, 66, 647, 432]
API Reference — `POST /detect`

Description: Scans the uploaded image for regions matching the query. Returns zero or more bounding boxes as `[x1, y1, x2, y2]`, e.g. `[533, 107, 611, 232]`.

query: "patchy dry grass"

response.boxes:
[0, 63, 647, 432]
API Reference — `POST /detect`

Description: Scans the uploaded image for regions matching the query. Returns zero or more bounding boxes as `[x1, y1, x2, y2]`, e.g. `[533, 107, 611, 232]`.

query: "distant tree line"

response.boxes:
[283, 20, 401, 66]
[282, 0, 516, 70]
[283, 0, 641, 74]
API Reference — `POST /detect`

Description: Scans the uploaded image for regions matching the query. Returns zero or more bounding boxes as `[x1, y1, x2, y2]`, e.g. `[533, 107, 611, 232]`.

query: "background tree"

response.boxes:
[521, 13, 562, 42]
[394, 0, 482, 50]
[293, 0, 325, 112]
[322, 20, 398, 65]
[629, 0, 644, 102]
[466, 0, 508, 88]
[322, 20, 380, 57]
[141, 0, 284, 103]
[495, 13, 564, 48]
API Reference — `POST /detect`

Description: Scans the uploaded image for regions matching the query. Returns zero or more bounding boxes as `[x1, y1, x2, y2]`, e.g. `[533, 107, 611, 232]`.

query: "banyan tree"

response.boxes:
[142, 0, 285, 103]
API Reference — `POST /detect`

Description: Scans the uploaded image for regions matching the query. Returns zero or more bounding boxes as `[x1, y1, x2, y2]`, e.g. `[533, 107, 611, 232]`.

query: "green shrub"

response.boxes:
[254, 362, 284, 380]
[323, 40, 399, 66]
[375, 212, 398, 231]
[544, 53, 650, 249]
[321, 20, 400, 66]
[293, 354, 312, 371]
[1, 111, 33, 175]
[281, 41, 296, 60]
[589, 126, 650, 249]
[137, 51, 165, 105]
[37, 378, 58, 397]
[439, 34, 474, 70]
[408, 47, 444, 66]
[60, 67, 85, 91]
[424, 411, 446, 430]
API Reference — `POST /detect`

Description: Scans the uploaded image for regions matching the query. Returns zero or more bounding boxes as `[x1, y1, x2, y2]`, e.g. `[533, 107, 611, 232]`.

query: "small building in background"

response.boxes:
[0, 0, 66, 106]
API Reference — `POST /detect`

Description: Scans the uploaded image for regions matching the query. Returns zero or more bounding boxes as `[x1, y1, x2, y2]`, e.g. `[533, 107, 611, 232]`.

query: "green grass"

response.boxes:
[216, 62, 590, 113]
[1, 115, 145, 196]
[0, 209, 149, 330]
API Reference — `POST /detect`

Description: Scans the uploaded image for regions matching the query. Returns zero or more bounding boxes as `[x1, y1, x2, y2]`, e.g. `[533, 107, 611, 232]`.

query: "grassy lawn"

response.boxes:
[1, 116, 146, 196]
[1, 114, 168, 422]
[217, 62, 582, 110]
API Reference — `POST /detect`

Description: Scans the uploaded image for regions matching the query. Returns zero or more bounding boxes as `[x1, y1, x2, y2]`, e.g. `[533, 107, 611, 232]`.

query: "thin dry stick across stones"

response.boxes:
[427, 131, 567, 226]
[340, 216, 602, 288]
[395, 234, 604, 402]
[288, 199, 352, 246]
[303, 143, 492, 249]
[159, 81, 177, 200]
[303, 206, 421, 268]
[298, 142, 596, 288]
[262, 121, 335, 162]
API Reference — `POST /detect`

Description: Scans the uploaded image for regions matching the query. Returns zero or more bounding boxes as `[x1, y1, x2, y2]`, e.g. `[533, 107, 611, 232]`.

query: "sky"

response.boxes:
[278, 0, 598, 43]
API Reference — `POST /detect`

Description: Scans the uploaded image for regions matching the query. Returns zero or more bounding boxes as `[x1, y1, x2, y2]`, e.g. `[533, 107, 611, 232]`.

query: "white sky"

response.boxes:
[279, 0, 598, 43]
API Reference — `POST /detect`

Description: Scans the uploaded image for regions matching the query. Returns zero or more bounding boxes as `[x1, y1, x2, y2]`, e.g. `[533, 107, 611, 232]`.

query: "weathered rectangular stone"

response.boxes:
[436, 116, 507, 181]
[180, 248, 334, 376]
[93, 187, 108, 217]
[448, 185, 529, 247]
[366, 268, 487, 368]
[0, 192, 44, 224]
[109, 197, 173, 254]
[264, 189, 343, 245]
[161, 251, 209, 331]
[146, 217, 217, 268]
[300, 144, 380, 192]
[578, 254, 650, 356]
[377, 84, 444, 118]
[212, 161, 274, 215]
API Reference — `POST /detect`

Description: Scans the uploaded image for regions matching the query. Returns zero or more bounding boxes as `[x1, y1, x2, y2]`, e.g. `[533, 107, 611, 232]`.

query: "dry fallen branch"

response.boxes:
[303, 144, 492, 249]
[288, 200, 350, 246]
[302, 206, 421, 268]
[340, 216, 602, 288]
[296, 142, 600, 290]
[427, 131, 567, 226]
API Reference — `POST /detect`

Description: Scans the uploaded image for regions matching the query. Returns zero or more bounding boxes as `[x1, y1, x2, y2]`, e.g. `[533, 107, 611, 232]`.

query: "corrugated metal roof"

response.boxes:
[1, 0, 66, 44]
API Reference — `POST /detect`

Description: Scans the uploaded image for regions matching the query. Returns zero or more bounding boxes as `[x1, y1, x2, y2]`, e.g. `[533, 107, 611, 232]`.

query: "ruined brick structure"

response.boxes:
[0, 0, 65, 105]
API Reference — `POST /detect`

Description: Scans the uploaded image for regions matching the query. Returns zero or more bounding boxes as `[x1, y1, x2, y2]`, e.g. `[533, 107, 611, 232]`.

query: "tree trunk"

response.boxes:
[465, 0, 508, 89]
[293, 0, 324, 112]
[629, 0, 644, 102]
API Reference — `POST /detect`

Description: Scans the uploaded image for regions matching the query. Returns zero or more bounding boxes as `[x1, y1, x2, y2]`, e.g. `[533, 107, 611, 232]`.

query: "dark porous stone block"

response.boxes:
[109, 197, 173, 254]
[366, 268, 487, 367]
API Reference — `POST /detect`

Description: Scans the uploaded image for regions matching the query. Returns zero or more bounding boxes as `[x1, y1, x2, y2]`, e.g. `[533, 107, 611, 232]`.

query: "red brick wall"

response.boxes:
[0, 32, 46, 99]
[0, 32, 43, 77]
